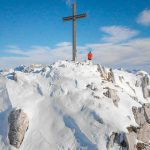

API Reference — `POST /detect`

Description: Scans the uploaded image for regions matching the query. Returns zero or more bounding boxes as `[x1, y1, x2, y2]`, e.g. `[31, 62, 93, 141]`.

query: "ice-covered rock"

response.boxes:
[8, 109, 29, 148]
[103, 87, 120, 107]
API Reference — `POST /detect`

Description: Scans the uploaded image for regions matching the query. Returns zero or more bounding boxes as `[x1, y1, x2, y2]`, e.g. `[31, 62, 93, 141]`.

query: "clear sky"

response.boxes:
[0, 0, 150, 71]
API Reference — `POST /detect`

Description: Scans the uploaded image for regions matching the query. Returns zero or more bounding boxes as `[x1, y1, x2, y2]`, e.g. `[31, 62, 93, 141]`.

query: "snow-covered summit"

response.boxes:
[0, 60, 150, 150]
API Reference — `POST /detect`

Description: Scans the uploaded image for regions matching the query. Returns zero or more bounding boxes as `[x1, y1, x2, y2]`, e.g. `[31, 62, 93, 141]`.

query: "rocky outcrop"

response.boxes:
[86, 83, 98, 91]
[12, 72, 17, 81]
[132, 106, 146, 126]
[24, 64, 43, 73]
[107, 132, 116, 149]
[144, 104, 150, 123]
[132, 104, 150, 125]
[97, 65, 115, 82]
[118, 76, 124, 83]
[8, 109, 29, 149]
[107, 132, 129, 150]
[131, 104, 150, 149]
[142, 75, 150, 99]
[107, 104, 150, 150]
[97, 65, 107, 80]
[136, 143, 150, 150]
[125, 132, 137, 150]
[137, 123, 150, 143]
[103, 88, 120, 107]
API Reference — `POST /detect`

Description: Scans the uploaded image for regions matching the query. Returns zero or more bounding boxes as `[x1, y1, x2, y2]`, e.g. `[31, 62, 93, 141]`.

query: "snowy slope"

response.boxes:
[0, 60, 149, 150]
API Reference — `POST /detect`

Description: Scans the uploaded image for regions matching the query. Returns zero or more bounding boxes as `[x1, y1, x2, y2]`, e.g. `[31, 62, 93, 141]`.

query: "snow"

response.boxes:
[0, 60, 149, 150]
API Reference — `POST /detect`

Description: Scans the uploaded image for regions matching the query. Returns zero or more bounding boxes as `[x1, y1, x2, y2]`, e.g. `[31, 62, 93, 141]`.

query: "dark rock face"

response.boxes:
[8, 109, 29, 149]
[107, 132, 117, 149]
[107, 132, 129, 150]
[103, 88, 120, 107]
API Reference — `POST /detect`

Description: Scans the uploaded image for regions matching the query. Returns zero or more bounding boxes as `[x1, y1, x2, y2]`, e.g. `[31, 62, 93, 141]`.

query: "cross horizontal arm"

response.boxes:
[63, 13, 87, 21]
[63, 16, 73, 21]
[75, 13, 87, 19]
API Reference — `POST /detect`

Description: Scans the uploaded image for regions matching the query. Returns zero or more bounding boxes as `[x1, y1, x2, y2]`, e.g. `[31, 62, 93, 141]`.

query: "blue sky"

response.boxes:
[0, 0, 150, 71]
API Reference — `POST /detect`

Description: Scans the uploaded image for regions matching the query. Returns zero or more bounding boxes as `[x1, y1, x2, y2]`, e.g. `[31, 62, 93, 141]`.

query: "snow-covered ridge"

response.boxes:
[0, 60, 150, 150]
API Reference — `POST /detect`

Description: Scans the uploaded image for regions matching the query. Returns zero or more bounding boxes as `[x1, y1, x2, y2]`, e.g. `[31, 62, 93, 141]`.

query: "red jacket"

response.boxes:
[88, 52, 93, 60]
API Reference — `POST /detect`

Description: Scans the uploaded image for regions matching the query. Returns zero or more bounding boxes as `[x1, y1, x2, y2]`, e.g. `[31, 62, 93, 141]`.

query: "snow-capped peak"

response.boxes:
[0, 60, 150, 150]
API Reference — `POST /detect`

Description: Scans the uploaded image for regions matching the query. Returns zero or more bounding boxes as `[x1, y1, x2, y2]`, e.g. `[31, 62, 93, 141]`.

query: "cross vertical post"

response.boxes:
[63, 3, 87, 61]
[72, 3, 76, 61]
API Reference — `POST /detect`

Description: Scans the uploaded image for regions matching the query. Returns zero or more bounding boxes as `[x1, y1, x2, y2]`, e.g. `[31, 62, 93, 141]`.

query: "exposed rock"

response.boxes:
[97, 64, 108, 80]
[91, 92, 100, 99]
[107, 131, 137, 150]
[107, 68, 115, 83]
[125, 132, 137, 150]
[116, 133, 128, 148]
[8, 109, 29, 148]
[129, 95, 138, 101]
[132, 104, 150, 148]
[12, 72, 17, 81]
[136, 142, 150, 150]
[126, 82, 136, 94]
[143, 104, 150, 123]
[132, 106, 146, 126]
[107, 132, 117, 149]
[132, 104, 150, 125]
[137, 123, 150, 143]
[103, 88, 120, 107]
[42, 67, 47, 72]
[135, 80, 140, 87]
[142, 75, 150, 99]
[86, 83, 98, 91]
[127, 125, 139, 133]
[107, 105, 150, 149]
[97, 65, 115, 82]
[119, 76, 124, 83]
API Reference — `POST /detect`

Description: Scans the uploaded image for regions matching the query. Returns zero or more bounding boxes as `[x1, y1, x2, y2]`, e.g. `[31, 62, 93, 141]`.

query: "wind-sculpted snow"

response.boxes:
[0, 60, 150, 150]
[63, 115, 98, 150]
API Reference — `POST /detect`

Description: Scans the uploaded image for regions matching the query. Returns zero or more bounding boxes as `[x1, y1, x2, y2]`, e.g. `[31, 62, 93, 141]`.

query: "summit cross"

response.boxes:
[63, 3, 87, 61]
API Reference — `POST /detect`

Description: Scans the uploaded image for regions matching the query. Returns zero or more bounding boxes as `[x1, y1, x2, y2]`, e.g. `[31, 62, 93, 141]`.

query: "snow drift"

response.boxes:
[0, 60, 150, 150]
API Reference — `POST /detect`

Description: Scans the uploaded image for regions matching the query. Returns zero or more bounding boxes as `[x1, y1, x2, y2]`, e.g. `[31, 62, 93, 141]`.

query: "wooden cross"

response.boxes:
[63, 3, 87, 61]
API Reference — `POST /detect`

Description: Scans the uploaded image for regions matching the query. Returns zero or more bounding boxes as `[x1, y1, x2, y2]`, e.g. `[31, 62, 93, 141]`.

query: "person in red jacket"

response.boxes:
[88, 51, 93, 60]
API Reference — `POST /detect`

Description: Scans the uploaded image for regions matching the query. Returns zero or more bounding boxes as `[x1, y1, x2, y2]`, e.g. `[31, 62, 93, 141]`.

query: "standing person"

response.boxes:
[87, 51, 93, 64]
[88, 51, 93, 60]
